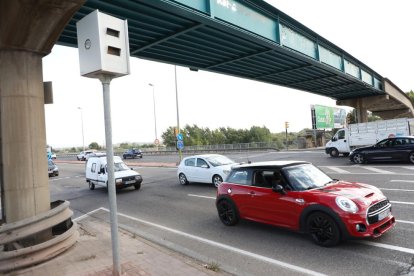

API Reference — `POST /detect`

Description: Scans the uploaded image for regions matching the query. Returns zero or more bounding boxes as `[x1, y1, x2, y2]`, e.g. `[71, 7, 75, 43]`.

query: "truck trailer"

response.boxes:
[325, 118, 414, 157]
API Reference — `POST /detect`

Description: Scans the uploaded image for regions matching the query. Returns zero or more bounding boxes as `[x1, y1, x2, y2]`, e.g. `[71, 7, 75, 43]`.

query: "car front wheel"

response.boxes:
[329, 148, 339, 157]
[352, 153, 364, 164]
[134, 183, 141, 190]
[307, 212, 341, 247]
[212, 175, 223, 187]
[217, 199, 239, 226]
[179, 173, 188, 185]
[409, 152, 414, 164]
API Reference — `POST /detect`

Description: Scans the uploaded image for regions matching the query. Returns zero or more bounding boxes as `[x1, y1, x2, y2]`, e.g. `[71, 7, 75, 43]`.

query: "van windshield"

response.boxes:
[114, 162, 129, 172]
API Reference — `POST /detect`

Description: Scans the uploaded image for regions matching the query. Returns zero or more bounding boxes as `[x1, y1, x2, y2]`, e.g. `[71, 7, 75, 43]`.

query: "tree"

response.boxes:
[406, 90, 414, 104]
[88, 142, 101, 150]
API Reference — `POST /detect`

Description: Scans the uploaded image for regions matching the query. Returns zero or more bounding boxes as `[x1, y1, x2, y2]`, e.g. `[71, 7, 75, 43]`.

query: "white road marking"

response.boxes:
[362, 167, 395, 174]
[357, 241, 414, 255]
[325, 166, 350, 174]
[390, 180, 414, 183]
[188, 194, 215, 200]
[380, 188, 414, 192]
[397, 220, 414, 225]
[77, 207, 414, 264]
[390, 201, 414, 205]
[96, 207, 327, 276]
[401, 166, 414, 170]
[49, 175, 84, 181]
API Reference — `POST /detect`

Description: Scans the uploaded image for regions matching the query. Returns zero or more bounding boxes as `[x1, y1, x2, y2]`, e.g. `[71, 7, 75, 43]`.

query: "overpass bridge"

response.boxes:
[0, 0, 413, 271]
[57, 0, 413, 121]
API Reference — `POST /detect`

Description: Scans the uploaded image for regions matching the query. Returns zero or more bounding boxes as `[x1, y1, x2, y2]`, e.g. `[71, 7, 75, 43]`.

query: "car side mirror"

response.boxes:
[201, 164, 209, 169]
[273, 184, 286, 195]
[99, 168, 105, 174]
[331, 137, 337, 142]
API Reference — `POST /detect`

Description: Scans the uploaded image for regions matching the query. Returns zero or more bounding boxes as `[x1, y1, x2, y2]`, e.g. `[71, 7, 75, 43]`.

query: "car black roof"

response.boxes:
[231, 161, 310, 170]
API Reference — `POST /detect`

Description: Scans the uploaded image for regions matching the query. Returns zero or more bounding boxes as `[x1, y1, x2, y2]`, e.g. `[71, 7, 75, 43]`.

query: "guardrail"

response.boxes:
[0, 200, 78, 273]
[55, 142, 283, 159]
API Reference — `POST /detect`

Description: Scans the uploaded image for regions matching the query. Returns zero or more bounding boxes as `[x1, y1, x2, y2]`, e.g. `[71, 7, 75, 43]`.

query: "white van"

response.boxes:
[86, 156, 143, 191]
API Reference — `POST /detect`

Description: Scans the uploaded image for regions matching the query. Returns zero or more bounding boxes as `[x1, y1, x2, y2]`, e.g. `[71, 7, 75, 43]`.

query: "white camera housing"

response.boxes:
[76, 10, 130, 78]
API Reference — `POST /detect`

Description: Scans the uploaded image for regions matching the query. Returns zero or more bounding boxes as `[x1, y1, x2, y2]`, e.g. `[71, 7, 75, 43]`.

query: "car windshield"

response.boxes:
[206, 155, 234, 167]
[282, 164, 332, 191]
[114, 162, 129, 172]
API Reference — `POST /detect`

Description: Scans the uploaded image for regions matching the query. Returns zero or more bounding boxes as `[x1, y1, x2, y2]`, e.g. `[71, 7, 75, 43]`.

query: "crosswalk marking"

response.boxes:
[363, 167, 395, 174]
[325, 166, 350, 174]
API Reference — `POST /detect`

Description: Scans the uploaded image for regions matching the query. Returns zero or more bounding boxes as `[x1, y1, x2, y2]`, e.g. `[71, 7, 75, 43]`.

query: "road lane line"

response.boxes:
[380, 188, 414, 192]
[188, 194, 215, 200]
[325, 166, 350, 174]
[357, 241, 414, 255]
[363, 167, 395, 174]
[74, 208, 103, 221]
[99, 207, 326, 276]
[390, 201, 414, 205]
[79, 208, 414, 260]
[390, 180, 414, 183]
[397, 220, 414, 225]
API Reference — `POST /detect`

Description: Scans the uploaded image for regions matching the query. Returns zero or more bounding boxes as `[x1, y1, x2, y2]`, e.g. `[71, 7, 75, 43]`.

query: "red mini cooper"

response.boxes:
[216, 161, 395, 246]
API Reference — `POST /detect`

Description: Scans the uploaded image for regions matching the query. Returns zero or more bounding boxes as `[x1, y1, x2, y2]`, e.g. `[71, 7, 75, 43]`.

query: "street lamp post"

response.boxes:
[77, 107, 85, 151]
[174, 66, 182, 162]
[148, 83, 158, 148]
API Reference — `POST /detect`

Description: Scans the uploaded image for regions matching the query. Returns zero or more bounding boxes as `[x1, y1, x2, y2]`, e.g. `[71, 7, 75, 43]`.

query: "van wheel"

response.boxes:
[89, 182, 95, 190]
[329, 148, 339, 157]
[134, 183, 141, 190]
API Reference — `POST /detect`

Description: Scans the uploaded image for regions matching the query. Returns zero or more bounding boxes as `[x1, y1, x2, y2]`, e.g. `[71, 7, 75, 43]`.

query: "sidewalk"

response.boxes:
[15, 215, 230, 276]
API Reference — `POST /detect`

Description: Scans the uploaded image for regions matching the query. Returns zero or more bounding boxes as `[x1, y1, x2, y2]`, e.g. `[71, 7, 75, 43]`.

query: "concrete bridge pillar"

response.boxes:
[0, 0, 85, 225]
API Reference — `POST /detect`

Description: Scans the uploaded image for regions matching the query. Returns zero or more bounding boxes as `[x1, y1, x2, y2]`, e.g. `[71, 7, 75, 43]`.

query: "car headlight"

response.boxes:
[115, 179, 122, 184]
[135, 175, 141, 180]
[335, 196, 358, 213]
[223, 170, 230, 175]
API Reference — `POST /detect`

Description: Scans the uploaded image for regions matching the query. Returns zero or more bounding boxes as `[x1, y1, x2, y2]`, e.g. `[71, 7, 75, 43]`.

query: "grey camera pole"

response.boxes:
[100, 74, 121, 275]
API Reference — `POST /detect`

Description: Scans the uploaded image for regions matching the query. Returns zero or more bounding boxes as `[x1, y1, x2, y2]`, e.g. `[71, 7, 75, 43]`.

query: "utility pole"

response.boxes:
[285, 121, 289, 151]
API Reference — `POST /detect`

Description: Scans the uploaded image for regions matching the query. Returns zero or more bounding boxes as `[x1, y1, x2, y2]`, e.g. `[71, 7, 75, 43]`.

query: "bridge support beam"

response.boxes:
[0, 0, 84, 269]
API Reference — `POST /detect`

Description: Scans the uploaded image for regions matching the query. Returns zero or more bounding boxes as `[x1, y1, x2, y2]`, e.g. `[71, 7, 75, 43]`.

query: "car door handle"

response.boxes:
[249, 191, 255, 196]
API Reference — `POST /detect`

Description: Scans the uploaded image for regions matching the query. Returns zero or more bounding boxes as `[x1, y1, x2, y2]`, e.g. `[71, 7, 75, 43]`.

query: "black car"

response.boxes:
[122, 149, 143, 159]
[350, 136, 414, 164]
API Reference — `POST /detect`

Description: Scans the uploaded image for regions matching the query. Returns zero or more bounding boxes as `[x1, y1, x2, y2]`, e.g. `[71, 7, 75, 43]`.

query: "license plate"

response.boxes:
[125, 180, 135, 185]
[378, 209, 390, 221]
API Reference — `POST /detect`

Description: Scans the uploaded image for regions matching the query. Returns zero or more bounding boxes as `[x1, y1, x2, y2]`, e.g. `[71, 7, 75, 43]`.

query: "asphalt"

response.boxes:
[12, 212, 231, 276]
[7, 160, 232, 275]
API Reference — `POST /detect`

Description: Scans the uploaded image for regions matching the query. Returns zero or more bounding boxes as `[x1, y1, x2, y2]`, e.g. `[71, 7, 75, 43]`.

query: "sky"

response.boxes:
[42, 0, 414, 149]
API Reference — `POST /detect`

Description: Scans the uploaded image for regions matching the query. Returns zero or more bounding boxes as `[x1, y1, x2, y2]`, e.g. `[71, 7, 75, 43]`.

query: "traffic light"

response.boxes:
[285, 121, 289, 129]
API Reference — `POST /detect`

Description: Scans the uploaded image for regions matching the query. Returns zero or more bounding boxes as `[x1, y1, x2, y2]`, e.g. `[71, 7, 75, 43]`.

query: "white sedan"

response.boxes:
[177, 154, 236, 187]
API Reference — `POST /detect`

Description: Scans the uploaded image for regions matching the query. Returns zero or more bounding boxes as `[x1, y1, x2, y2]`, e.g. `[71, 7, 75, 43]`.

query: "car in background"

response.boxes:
[77, 150, 96, 161]
[48, 159, 59, 177]
[123, 149, 143, 159]
[86, 151, 106, 161]
[350, 136, 414, 164]
[216, 161, 395, 247]
[177, 154, 236, 187]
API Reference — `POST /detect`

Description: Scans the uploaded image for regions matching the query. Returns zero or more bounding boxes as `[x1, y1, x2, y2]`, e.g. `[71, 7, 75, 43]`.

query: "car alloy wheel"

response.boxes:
[217, 200, 239, 226]
[353, 153, 364, 164]
[409, 152, 414, 164]
[212, 175, 223, 187]
[307, 212, 340, 247]
[179, 173, 188, 185]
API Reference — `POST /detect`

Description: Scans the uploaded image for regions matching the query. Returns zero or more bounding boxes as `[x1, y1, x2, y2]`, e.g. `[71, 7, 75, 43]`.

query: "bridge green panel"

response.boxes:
[212, 0, 278, 42]
[172, 0, 209, 13]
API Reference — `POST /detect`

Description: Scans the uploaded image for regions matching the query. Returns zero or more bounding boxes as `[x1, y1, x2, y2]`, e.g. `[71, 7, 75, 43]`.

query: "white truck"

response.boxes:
[325, 118, 414, 157]
[86, 156, 143, 190]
